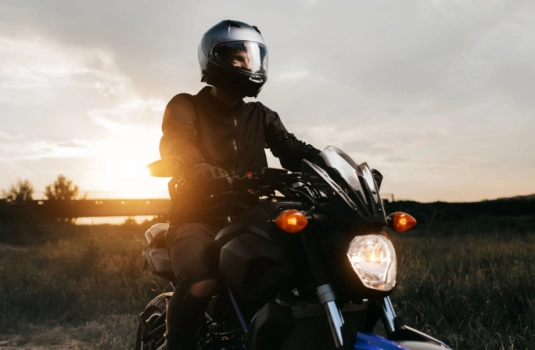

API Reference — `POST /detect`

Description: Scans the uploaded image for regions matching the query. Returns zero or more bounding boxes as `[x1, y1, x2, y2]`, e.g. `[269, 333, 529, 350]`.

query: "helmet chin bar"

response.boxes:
[203, 68, 266, 98]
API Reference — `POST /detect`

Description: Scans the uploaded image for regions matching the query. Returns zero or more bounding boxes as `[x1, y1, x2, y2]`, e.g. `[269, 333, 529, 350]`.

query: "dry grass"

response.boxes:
[390, 222, 535, 349]
[0, 221, 168, 349]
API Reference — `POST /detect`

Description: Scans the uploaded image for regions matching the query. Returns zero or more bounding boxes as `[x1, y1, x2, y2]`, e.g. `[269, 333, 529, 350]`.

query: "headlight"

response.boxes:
[346, 234, 396, 291]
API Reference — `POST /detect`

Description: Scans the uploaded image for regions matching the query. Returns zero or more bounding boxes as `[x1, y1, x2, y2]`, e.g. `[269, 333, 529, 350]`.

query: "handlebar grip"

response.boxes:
[231, 177, 256, 191]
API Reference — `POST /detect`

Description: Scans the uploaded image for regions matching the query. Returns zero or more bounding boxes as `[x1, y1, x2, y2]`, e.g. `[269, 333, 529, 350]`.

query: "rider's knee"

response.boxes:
[189, 278, 217, 297]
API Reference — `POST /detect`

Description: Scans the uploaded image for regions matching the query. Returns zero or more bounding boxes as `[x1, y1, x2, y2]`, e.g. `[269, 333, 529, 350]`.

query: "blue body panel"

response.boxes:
[354, 332, 408, 350]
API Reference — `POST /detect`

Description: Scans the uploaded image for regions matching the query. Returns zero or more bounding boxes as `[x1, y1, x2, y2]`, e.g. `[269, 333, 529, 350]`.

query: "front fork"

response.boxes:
[381, 296, 399, 335]
[317, 284, 346, 349]
[301, 227, 354, 349]
[319, 287, 401, 349]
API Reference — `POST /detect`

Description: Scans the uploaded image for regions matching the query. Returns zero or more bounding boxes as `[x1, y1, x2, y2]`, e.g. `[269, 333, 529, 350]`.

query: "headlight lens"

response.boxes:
[347, 234, 397, 291]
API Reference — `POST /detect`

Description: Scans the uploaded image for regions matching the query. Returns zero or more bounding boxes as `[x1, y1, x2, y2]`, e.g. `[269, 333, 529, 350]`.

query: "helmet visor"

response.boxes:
[212, 41, 268, 75]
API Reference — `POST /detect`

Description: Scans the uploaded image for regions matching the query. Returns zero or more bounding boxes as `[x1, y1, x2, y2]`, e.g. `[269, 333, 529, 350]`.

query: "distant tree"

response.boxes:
[44, 175, 87, 223]
[2, 179, 34, 202]
[45, 175, 83, 201]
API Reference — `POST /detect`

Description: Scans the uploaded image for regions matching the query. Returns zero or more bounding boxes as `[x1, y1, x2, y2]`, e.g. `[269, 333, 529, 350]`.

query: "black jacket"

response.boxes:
[160, 87, 319, 174]
[159, 86, 319, 219]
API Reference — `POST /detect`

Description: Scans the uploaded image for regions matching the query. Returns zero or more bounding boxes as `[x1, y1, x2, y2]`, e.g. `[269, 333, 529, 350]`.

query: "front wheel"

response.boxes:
[135, 292, 173, 350]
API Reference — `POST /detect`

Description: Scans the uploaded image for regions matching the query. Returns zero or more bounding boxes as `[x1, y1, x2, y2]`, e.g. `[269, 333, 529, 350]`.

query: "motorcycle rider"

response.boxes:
[157, 20, 320, 349]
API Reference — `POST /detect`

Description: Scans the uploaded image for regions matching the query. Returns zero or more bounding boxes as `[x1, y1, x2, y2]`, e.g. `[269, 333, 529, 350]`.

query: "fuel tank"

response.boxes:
[214, 201, 302, 302]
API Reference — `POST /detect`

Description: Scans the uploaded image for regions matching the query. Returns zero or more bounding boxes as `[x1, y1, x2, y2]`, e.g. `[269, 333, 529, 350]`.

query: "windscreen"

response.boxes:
[304, 146, 384, 223]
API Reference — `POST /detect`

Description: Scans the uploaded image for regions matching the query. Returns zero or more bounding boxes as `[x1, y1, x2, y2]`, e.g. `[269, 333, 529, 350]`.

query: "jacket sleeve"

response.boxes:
[159, 94, 205, 169]
[262, 104, 320, 172]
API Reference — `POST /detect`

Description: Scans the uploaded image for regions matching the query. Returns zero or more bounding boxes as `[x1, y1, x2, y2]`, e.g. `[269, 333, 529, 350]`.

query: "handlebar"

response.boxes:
[230, 170, 302, 193]
[150, 159, 314, 202]
[183, 170, 307, 203]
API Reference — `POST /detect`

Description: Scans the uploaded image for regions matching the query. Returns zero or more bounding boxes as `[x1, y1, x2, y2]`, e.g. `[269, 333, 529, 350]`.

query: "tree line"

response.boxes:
[1, 175, 83, 202]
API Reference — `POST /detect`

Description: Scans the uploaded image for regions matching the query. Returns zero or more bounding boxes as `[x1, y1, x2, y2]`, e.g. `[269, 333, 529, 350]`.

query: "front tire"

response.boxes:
[135, 292, 173, 350]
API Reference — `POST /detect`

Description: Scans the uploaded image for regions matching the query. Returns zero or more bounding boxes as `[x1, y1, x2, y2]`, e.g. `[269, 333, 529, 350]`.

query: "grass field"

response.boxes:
[389, 220, 535, 349]
[0, 217, 533, 349]
[0, 220, 169, 349]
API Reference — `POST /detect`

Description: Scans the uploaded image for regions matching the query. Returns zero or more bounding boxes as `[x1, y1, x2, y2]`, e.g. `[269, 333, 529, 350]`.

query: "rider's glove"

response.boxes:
[187, 163, 229, 181]
[186, 163, 232, 193]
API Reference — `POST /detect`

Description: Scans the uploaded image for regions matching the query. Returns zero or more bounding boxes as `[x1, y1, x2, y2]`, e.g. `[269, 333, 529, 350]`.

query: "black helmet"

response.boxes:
[198, 20, 268, 98]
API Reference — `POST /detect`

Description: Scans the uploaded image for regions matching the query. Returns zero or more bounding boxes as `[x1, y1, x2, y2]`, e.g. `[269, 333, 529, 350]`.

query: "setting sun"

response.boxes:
[85, 118, 169, 199]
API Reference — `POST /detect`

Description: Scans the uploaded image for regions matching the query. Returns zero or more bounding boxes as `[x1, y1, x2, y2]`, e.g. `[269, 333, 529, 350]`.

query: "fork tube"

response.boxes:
[381, 296, 397, 335]
[300, 231, 345, 348]
[318, 284, 345, 349]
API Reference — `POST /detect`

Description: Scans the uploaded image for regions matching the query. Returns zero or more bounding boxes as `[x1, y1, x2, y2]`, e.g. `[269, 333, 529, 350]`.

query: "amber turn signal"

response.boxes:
[387, 212, 417, 232]
[274, 209, 308, 233]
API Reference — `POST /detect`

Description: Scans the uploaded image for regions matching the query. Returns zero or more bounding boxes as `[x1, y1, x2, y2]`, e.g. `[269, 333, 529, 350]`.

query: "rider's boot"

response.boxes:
[164, 291, 211, 349]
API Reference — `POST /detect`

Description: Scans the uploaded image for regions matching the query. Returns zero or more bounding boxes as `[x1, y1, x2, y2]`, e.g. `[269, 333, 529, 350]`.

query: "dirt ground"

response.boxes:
[0, 338, 96, 350]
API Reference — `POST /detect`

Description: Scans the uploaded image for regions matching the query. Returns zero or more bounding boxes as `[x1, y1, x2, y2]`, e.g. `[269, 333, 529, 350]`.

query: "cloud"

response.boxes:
[0, 37, 130, 105]
[0, 135, 92, 162]
[0, 131, 12, 140]
[270, 57, 312, 82]
[88, 97, 166, 127]
[0, 34, 166, 148]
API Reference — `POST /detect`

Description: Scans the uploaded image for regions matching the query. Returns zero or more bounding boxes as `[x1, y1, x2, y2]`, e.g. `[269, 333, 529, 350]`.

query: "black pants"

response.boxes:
[164, 221, 226, 349]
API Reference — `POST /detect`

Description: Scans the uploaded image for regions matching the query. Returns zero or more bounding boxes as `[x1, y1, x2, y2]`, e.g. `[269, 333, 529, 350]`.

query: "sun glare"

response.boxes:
[101, 153, 167, 199]
[88, 124, 169, 199]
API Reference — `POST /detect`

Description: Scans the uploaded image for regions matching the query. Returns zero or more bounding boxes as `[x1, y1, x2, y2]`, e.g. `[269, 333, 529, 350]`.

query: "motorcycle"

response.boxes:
[135, 146, 451, 350]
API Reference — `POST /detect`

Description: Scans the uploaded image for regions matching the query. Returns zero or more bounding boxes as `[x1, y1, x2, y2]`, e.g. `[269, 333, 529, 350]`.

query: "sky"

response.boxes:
[0, 0, 534, 203]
